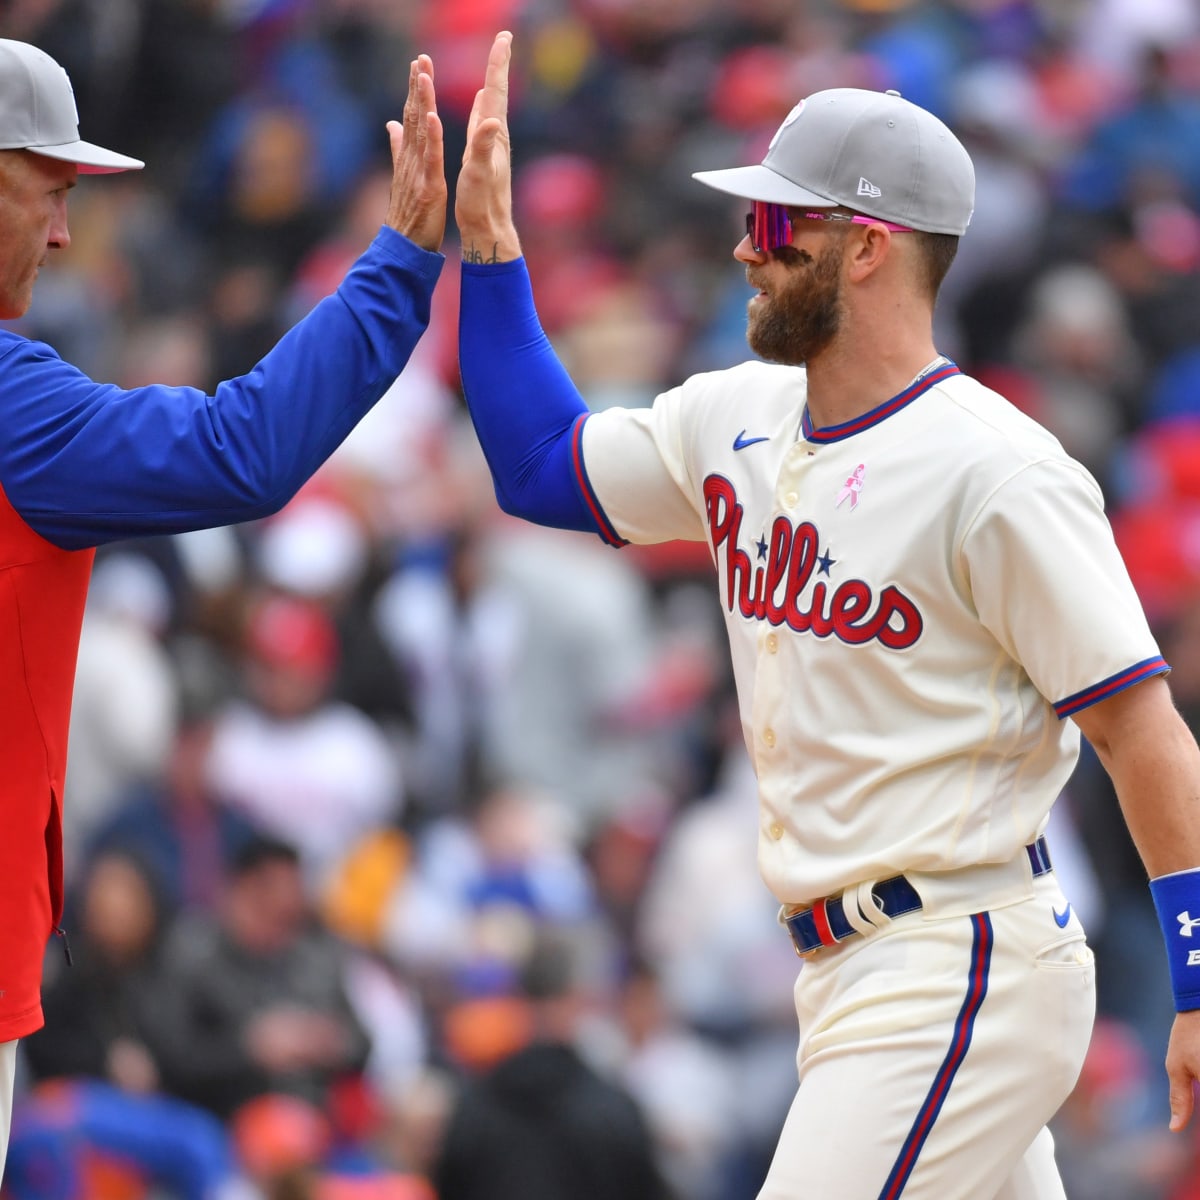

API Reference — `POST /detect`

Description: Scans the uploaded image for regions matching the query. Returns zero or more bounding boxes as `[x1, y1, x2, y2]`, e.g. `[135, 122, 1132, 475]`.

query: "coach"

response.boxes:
[0, 37, 447, 1175]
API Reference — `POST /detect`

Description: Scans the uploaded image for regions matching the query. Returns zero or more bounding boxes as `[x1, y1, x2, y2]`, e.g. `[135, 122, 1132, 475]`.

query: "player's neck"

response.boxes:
[803, 331, 941, 433]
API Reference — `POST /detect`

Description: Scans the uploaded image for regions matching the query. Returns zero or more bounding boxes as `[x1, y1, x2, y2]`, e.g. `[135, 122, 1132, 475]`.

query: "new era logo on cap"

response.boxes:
[692, 88, 975, 236]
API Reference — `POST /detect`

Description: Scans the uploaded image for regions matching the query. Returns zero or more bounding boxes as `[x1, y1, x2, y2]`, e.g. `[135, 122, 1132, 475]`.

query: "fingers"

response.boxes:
[386, 57, 447, 251]
[464, 31, 512, 161]
[402, 58, 420, 143]
[395, 65, 439, 162]
[389, 84, 444, 174]
[466, 34, 511, 148]
[417, 67, 437, 138]
[424, 107, 444, 176]
[478, 30, 512, 125]
[402, 54, 437, 144]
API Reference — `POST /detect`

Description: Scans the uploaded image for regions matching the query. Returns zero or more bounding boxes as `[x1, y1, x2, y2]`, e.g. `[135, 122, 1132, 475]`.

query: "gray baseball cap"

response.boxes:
[0, 39, 143, 173]
[693, 88, 974, 236]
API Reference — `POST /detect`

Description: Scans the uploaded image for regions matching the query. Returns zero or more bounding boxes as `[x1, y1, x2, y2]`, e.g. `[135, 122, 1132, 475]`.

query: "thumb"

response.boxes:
[472, 116, 504, 160]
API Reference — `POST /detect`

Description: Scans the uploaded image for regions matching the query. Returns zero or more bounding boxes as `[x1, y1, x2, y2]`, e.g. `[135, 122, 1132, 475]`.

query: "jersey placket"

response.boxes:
[755, 440, 825, 852]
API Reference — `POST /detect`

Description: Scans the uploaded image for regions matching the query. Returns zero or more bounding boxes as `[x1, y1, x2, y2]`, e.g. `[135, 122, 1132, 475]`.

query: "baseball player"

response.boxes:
[451, 33, 1200, 1199]
[0, 39, 445, 1177]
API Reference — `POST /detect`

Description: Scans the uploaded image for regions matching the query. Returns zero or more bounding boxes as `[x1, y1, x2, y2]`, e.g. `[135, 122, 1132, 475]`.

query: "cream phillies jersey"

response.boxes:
[576, 360, 1167, 905]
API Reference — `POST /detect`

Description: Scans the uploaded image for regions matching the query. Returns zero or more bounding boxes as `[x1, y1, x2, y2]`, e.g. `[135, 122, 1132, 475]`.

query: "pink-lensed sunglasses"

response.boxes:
[745, 199, 913, 254]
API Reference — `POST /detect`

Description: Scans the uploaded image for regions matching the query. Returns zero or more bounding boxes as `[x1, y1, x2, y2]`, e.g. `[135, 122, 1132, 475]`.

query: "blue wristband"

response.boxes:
[1150, 869, 1200, 1012]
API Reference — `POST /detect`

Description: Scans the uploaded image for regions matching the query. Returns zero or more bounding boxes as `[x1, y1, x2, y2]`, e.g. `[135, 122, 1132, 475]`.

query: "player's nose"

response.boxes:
[49, 198, 71, 250]
[735, 233, 766, 266]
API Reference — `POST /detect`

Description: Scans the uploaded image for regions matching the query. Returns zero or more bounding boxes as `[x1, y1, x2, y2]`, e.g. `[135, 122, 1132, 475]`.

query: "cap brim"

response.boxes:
[692, 163, 835, 207]
[31, 140, 144, 174]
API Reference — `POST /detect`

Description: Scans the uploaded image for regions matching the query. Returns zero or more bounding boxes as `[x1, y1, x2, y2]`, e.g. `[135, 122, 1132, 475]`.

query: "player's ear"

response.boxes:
[844, 224, 895, 284]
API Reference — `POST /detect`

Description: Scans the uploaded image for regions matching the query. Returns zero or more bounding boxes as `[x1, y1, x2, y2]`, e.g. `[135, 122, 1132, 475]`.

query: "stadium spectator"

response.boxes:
[151, 836, 372, 1125]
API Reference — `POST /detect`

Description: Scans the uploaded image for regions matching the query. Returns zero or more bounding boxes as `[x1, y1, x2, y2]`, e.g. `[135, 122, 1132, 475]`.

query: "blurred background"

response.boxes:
[2, 0, 1200, 1196]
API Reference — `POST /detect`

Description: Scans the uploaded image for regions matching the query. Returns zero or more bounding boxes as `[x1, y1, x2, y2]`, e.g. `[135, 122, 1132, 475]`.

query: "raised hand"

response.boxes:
[385, 54, 446, 252]
[455, 31, 522, 263]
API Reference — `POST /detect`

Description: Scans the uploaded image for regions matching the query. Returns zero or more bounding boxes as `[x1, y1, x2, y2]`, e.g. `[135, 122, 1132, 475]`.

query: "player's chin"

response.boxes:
[745, 323, 779, 364]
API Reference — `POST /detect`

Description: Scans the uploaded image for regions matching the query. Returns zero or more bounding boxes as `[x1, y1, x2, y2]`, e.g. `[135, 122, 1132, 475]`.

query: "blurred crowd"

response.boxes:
[3, 0, 1200, 1196]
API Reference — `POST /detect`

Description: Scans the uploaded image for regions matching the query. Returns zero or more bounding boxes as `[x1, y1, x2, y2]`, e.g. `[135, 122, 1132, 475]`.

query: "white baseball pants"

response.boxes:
[0, 1038, 15, 1182]
[759, 868, 1095, 1198]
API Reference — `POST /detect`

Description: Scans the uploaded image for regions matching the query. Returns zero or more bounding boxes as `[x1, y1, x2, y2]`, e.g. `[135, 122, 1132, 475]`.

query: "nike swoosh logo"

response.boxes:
[733, 430, 770, 451]
[1053, 904, 1072, 928]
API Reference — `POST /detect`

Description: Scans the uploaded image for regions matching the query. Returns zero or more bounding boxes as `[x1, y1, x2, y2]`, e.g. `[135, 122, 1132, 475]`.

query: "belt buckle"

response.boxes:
[783, 902, 824, 959]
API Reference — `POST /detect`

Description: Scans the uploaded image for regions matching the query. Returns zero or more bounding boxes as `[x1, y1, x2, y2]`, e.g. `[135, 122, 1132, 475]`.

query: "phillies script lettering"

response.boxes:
[705, 476, 923, 648]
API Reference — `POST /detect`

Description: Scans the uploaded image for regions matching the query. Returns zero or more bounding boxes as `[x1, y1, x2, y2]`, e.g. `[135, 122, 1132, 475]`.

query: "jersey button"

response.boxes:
[785, 491, 798, 507]
[769, 823, 785, 841]
[763, 728, 777, 748]
[766, 634, 779, 654]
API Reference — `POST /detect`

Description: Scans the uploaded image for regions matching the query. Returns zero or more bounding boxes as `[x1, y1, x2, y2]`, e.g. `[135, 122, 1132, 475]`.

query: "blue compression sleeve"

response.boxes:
[458, 259, 599, 534]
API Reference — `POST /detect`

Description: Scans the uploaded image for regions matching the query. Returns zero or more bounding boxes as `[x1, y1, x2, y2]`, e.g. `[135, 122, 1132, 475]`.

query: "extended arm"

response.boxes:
[454, 31, 599, 535]
[0, 232, 441, 548]
[1072, 677, 1200, 1131]
[0, 53, 448, 551]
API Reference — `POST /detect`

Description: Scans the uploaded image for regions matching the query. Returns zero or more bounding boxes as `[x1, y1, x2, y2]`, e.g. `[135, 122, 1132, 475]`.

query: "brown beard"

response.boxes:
[746, 241, 844, 366]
